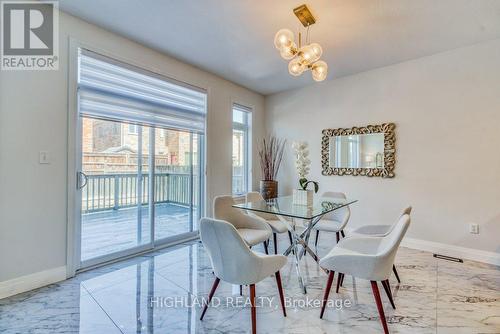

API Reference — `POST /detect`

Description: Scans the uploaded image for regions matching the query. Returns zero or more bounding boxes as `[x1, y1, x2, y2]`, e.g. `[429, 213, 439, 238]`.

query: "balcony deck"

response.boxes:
[81, 203, 192, 260]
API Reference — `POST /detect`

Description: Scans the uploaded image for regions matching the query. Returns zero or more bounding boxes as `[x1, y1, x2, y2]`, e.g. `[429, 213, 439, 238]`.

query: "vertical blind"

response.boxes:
[78, 48, 207, 133]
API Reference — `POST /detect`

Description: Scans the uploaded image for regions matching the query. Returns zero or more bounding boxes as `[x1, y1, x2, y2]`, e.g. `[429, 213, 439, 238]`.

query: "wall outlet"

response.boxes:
[469, 223, 479, 234]
[39, 151, 50, 164]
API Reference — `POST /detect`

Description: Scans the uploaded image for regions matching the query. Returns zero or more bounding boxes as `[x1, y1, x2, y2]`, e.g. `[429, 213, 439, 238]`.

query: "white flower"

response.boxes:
[292, 141, 310, 179]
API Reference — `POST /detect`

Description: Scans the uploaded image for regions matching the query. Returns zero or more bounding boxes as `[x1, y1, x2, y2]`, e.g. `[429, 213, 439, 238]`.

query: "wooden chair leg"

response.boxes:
[275, 271, 286, 317]
[239, 284, 243, 296]
[263, 240, 269, 254]
[382, 279, 396, 309]
[288, 231, 294, 254]
[371, 281, 389, 334]
[250, 284, 256, 334]
[273, 233, 278, 254]
[336, 273, 343, 293]
[340, 273, 345, 287]
[336, 232, 340, 243]
[392, 265, 401, 283]
[315, 230, 319, 246]
[340, 230, 345, 238]
[320, 271, 335, 319]
[200, 277, 220, 320]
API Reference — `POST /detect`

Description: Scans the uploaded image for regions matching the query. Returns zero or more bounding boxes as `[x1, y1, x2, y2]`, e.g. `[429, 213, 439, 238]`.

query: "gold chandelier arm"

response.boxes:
[306, 24, 311, 45]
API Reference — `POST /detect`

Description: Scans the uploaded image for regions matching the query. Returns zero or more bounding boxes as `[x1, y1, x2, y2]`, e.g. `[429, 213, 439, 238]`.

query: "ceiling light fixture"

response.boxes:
[274, 4, 328, 82]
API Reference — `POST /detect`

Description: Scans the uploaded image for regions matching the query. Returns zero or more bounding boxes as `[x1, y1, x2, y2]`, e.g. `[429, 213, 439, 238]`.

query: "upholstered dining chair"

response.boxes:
[199, 218, 287, 334]
[213, 195, 273, 253]
[313, 191, 351, 246]
[246, 192, 294, 254]
[350, 206, 412, 283]
[319, 214, 411, 334]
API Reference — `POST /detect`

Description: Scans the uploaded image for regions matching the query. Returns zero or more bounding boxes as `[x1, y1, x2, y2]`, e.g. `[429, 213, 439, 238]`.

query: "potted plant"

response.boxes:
[258, 136, 286, 200]
[292, 141, 319, 205]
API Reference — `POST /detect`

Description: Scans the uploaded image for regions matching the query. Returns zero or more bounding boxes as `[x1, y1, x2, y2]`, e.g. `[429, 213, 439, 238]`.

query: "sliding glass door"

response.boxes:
[79, 120, 203, 265]
[80, 118, 152, 261]
[153, 129, 203, 240]
[76, 48, 206, 268]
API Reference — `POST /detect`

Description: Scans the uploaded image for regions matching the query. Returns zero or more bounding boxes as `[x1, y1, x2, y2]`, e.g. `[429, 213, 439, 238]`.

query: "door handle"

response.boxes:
[77, 171, 88, 189]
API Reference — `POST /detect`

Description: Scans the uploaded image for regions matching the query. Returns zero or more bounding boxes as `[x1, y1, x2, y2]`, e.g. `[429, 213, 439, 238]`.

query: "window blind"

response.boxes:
[78, 48, 207, 133]
[233, 103, 252, 115]
[232, 103, 251, 128]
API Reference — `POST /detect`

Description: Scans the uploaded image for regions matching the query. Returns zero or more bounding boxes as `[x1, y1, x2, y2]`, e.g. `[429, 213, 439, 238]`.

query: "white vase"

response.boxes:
[293, 189, 314, 206]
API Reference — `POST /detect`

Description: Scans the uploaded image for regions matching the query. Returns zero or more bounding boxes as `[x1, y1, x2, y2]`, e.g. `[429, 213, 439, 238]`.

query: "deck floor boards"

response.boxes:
[81, 203, 192, 260]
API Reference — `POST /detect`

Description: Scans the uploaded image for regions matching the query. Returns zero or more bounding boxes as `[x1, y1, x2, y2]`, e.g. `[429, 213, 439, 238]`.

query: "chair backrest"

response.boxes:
[367, 214, 411, 280]
[213, 195, 247, 229]
[199, 217, 260, 284]
[401, 206, 412, 216]
[322, 191, 351, 227]
[246, 192, 277, 221]
[378, 214, 411, 258]
[382, 206, 412, 236]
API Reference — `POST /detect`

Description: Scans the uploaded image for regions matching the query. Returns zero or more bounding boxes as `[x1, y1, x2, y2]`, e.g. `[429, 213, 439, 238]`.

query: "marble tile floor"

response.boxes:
[1, 232, 499, 334]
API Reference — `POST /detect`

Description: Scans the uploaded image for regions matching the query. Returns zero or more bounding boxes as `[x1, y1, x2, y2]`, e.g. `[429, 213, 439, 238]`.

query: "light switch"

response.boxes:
[39, 151, 50, 164]
[469, 223, 479, 234]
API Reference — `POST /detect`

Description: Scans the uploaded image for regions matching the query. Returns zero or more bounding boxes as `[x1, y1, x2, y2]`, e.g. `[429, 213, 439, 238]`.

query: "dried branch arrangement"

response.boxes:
[258, 136, 286, 181]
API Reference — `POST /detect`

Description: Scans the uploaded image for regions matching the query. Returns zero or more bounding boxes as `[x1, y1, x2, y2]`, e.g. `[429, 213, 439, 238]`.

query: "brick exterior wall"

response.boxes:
[81, 118, 194, 173]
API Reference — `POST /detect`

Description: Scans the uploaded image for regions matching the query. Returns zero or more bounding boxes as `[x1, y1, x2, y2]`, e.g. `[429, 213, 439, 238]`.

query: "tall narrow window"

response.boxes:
[232, 104, 251, 195]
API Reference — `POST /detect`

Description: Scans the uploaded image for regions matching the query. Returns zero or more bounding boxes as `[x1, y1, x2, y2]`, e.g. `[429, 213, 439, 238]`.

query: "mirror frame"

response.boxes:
[321, 123, 396, 178]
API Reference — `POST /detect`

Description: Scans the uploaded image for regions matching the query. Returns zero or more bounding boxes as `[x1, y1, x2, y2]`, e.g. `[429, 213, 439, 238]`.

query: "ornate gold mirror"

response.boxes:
[321, 123, 396, 177]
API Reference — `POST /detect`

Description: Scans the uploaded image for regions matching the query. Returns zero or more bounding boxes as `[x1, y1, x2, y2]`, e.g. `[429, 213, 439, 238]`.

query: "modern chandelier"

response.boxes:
[273, 4, 328, 82]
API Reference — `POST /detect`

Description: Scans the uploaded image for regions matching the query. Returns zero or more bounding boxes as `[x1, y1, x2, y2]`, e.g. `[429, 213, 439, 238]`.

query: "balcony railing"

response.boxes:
[82, 172, 244, 214]
[82, 172, 194, 213]
[232, 165, 246, 195]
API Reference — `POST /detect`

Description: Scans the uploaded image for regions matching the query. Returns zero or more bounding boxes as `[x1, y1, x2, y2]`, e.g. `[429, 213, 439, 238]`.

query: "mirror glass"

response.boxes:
[329, 133, 385, 168]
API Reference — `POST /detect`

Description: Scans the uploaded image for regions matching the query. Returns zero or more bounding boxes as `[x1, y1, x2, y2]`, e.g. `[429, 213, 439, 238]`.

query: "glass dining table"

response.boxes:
[234, 195, 357, 294]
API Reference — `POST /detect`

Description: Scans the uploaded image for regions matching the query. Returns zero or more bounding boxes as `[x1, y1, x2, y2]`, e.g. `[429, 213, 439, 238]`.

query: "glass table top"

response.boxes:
[233, 195, 357, 220]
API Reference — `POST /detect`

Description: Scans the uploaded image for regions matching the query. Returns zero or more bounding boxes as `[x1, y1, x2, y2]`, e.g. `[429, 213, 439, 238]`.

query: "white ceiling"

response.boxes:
[58, 0, 500, 95]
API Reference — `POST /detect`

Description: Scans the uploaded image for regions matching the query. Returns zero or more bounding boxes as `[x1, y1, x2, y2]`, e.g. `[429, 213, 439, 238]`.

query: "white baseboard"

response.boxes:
[401, 237, 500, 266]
[0, 266, 67, 300]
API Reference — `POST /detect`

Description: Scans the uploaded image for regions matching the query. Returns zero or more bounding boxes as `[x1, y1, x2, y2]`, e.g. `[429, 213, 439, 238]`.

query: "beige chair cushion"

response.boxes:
[213, 195, 272, 247]
[313, 191, 350, 232]
[313, 219, 343, 232]
[238, 228, 272, 245]
[245, 192, 291, 234]
[351, 206, 412, 237]
[351, 224, 391, 237]
[319, 214, 411, 281]
[200, 218, 287, 285]
[265, 219, 289, 234]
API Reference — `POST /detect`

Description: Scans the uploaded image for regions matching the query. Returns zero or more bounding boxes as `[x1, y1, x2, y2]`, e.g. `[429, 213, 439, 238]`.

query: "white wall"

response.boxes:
[0, 12, 264, 283]
[266, 39, 500, 256]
